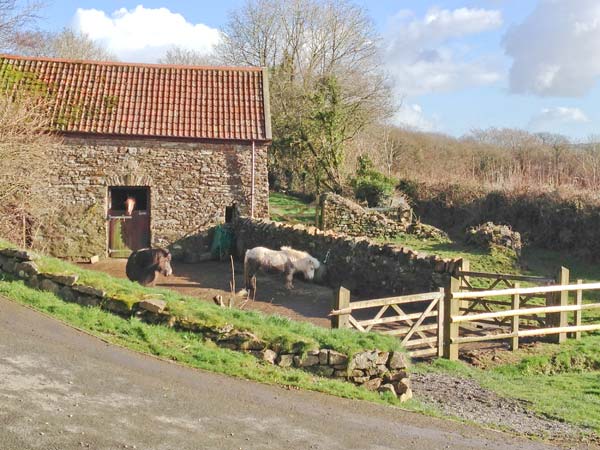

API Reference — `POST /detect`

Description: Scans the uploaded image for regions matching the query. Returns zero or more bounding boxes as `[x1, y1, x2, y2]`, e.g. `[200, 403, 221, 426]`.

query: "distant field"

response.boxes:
[269, 191, 600, 328]
[269, 192, 317, 225]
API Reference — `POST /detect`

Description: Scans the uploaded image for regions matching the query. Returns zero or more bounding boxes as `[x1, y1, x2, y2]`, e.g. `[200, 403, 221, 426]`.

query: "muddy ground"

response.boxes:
[85, 258, 334, 328]
[411, 372, 597, 445]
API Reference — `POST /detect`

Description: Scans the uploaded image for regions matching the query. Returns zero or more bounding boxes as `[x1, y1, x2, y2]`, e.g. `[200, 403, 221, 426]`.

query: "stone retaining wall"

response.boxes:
[0, 247, 412, 401]
[234, 218, 461, 296]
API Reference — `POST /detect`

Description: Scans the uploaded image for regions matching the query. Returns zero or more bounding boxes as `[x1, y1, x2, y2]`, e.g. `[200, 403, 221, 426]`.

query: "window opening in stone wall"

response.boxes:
[225, 205, 234, 223]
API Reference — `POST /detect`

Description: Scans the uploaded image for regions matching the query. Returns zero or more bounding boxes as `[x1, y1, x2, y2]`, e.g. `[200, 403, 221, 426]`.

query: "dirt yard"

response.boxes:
[85, 258, 334, 328]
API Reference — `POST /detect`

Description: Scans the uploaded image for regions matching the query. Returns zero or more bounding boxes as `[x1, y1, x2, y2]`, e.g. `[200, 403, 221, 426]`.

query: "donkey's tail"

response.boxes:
[243, 249, 250, 289]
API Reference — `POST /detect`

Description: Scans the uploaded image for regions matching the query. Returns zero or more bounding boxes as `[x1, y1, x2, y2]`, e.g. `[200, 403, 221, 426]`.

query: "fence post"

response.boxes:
[459, 259, 470, 310]
[459, 259, 470, 286]
[575, 279, 582, 340]
[331, 286, 350, 329]
[437, 287, 445, 358]
[511, 283, 520, 351]
[548, 266, 569, 343]
[443, 275, 460, 360]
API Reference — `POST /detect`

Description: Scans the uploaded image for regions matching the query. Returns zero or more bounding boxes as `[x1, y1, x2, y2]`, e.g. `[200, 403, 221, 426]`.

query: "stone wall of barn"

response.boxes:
[40, 136, 269, 259]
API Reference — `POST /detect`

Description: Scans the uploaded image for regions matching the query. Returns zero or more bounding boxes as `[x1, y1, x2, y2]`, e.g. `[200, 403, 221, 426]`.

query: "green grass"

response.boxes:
[382, 233, 522, 276]
[416, 338, 600, 433]
[0, 240, 401, 357]
[269, 192, 317, 225]
[0, 276, 408, 406]
[385, 232, 600, 433]
[5, 192, 600, 433]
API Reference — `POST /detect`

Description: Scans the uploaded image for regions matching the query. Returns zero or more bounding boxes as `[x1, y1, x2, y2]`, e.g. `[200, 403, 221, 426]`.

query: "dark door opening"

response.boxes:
[108, 186, 151, 258]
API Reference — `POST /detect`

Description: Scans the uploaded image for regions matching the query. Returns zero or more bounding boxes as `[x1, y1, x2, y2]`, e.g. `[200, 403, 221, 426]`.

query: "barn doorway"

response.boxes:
[108, 186, 151, 258]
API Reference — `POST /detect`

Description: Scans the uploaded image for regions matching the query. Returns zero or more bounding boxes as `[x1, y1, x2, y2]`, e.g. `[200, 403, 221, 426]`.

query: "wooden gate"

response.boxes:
[330, 288, 445, 358]
[454, 266, 556, 330]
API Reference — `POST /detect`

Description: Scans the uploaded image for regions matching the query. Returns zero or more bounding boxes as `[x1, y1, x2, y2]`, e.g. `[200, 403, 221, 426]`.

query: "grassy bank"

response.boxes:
[0, 276, 408, 406]
[269, 192, 317, 225]
[0, 240, 400, 357]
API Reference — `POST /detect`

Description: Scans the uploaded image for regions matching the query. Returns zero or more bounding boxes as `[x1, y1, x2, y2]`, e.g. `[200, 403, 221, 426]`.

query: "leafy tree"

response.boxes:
[349, 155, 396, 207]
[218, 0, 392, 194]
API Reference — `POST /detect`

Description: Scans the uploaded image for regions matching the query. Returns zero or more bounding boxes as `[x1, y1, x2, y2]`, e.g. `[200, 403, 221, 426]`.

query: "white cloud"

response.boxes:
[528, 107, 590, 132]
[504, 0, 600, 96]
[384, 7, 503, 95]
[393, 103, 437, 132]
[73, 5, 221, 63]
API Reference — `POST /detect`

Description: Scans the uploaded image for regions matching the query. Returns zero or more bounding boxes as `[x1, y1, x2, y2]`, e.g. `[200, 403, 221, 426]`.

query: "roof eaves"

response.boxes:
[261, 67, 272, 141]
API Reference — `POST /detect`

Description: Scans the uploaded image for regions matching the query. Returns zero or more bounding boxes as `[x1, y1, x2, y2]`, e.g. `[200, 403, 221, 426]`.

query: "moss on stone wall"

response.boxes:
[39, 203, 106, 259]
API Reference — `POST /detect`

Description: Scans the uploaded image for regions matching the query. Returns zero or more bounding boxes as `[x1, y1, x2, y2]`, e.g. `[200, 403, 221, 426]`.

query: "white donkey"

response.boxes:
[243, 246, 320, 297]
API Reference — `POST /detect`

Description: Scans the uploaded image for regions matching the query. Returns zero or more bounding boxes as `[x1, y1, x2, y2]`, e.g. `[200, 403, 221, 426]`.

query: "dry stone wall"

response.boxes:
[0, 247, 411, 401]
[234, 218, 462, 296]
[39, 136, 269, 258]
[320, 193, 409, 238]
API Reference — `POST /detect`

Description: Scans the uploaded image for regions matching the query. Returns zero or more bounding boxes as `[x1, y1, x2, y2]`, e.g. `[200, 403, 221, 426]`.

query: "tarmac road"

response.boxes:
[0, 296, 563, 450]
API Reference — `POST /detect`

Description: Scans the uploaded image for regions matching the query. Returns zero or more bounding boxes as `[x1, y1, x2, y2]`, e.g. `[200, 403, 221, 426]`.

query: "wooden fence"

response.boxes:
[330, 287, 445, 358]
[330, 262, 600, 360]
[445, 273, 600, 360]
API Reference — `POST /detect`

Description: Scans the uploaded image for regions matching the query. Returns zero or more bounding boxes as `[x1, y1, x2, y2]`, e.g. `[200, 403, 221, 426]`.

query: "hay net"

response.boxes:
[210, 224, 235, 260]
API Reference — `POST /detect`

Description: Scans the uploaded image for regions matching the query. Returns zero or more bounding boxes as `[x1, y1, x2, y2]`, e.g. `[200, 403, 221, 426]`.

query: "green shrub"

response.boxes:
[350, 156, 396, 207]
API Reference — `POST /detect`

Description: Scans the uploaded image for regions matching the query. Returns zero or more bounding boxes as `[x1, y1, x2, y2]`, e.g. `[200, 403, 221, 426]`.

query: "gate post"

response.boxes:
[331, 286, 350, 329]
[575, 279, 583, 340]
[547, 266, 569, 343]
[443, 275, 461, 360]
[437, 288, 445, 357]
[511, 283, 520, 351]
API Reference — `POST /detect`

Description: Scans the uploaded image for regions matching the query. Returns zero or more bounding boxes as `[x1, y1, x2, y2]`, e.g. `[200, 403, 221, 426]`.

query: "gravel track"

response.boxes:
[412, 372, 598, 445]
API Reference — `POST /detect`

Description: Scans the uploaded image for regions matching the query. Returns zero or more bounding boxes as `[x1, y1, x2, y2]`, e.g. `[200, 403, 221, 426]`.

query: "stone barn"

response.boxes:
[0, 54, 271, 259]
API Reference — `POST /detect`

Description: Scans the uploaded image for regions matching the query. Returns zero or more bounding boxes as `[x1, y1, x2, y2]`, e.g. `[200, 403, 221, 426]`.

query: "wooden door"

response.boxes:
[108, 187, 150, 258]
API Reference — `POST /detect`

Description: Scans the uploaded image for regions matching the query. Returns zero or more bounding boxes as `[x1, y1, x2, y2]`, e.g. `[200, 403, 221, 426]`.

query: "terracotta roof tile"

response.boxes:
[0, 54, 271, 141]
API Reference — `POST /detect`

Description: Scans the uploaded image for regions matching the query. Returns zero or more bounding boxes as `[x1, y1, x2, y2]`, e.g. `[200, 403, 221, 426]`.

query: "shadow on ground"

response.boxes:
[83, 258, 334, 328]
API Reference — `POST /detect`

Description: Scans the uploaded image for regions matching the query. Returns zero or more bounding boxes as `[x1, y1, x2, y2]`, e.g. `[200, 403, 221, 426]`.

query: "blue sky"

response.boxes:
[37, 1, 600, 140]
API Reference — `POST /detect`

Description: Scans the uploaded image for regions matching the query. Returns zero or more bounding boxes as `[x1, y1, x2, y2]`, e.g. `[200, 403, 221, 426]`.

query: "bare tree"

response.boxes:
[536, 132, 571, 187]
[158, 46, 216, 66]
[217, 0, 282, 67]
[0, 92, 59, 247]
[0, 0, 42, 52]
[48, 28, 116, 61]
[16, 28, 117, 61]
[218, 0, 392, 194]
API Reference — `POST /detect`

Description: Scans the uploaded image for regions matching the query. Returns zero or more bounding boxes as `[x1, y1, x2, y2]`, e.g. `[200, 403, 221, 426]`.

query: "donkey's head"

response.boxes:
[153, 248, 173, 277]
[300, 256, 320, 281]
[125, 196, 136, 215]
